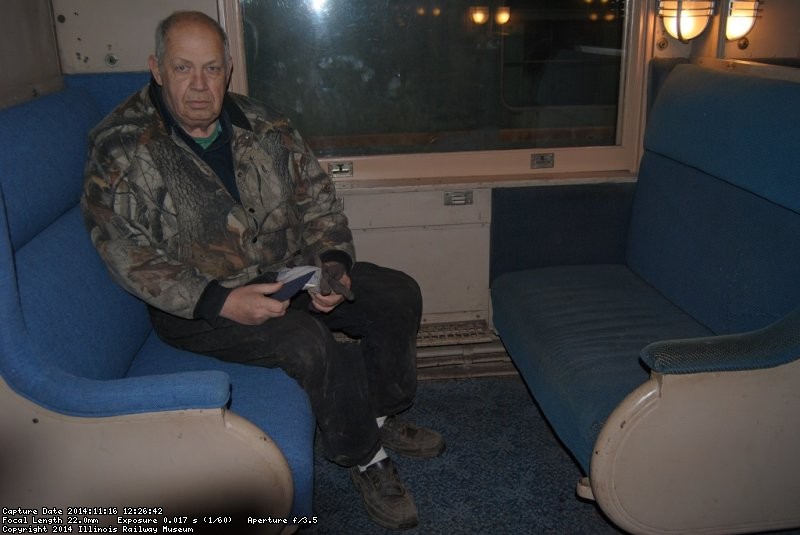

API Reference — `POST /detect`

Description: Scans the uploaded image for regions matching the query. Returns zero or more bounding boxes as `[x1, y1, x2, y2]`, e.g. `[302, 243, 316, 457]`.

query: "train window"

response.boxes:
[234, 0, 648, 180]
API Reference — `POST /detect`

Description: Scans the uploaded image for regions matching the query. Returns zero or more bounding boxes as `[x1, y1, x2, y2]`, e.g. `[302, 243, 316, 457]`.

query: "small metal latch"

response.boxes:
[444, 190, 473, 206]
[328, 161, 353, 178]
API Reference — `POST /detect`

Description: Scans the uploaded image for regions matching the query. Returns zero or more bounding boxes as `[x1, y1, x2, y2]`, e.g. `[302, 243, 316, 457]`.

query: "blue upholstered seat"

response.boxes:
[0, 76, 315, 517]
[492, 264, 713, 471]
[491, 66, 800, 535]
[492, 64, 800, 472]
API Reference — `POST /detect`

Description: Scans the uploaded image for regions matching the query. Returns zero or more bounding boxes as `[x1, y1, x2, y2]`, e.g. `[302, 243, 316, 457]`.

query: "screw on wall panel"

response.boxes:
[105, 54, 119, 67]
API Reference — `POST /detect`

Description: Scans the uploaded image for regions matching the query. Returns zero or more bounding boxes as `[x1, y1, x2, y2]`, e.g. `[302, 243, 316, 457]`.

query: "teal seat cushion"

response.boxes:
[491, 264, 711, 472]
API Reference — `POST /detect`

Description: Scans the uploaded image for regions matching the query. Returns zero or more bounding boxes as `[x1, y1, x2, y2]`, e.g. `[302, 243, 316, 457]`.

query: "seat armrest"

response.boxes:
[7, 364, 232, 417]
[1, 377, 293, 531]
[641, 307, 800, 374]
[590, 358, 800, 534]
[70, 370, 232, 416]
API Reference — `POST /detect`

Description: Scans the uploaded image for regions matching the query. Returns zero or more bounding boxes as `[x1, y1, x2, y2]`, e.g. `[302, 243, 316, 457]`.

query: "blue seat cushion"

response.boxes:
[126, 335, 316, 518]
[645, 64, 800, 213]
[0, 87, 101, 251]
[65, 72, 151, 116]
[627, 153, 800, 336]
[491, 264, 711, 472]
[15, 206, 152, 379]
[628, 64, 800, 335]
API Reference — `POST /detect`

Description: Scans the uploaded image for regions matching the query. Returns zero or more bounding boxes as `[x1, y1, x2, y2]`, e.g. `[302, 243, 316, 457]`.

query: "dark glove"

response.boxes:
[319, 261, 355, 301]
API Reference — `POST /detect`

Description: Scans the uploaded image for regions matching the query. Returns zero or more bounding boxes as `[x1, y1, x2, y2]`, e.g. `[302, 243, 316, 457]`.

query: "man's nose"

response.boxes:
[190, 70, 208, 89]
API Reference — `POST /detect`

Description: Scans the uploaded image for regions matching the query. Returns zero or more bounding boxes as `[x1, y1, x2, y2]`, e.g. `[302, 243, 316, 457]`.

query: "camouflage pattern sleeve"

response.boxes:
[289, 126, 356, 267]
[81, 123, 215, 320]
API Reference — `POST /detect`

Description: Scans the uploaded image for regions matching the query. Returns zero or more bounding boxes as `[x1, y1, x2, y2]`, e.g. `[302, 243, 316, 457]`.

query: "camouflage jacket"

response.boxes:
[81, 82, 354, 320]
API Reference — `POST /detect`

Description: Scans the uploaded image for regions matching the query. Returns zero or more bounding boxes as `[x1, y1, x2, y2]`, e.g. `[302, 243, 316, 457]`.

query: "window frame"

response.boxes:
[218, 0, 654, 183]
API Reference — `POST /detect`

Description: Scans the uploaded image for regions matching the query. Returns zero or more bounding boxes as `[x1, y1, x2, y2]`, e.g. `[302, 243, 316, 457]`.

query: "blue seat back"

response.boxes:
[65, 72, 151, 116]
[0, 84, 151, 386]
[627, 64, 800, 334]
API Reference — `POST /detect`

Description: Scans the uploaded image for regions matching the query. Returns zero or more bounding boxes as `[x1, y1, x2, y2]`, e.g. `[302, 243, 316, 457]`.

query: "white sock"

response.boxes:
[376, 415, 387, 428]
[358, 447, 388, 472]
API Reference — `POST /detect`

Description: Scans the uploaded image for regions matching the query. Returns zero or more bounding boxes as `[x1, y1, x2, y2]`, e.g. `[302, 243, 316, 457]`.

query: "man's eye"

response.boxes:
[175, 65, 189, 73]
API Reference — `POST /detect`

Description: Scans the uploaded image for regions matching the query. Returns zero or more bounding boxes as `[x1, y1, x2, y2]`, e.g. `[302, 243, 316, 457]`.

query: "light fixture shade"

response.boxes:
[659, 0, 715, 42]
[495, 6, 511, 25]
[726, 1, 760, 40]
[469, 6, 490, 25]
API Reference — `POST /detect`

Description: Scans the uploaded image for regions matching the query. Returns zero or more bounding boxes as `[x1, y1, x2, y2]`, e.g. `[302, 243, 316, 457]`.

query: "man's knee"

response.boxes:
[391, 269, 422, 310]
[263, 312, 334, 377]
[353, 262, 422, 319]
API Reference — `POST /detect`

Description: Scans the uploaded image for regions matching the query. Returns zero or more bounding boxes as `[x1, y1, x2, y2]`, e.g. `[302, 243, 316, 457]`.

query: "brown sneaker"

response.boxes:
[350, 458, 419, 530]
[380, 416, 446, 458]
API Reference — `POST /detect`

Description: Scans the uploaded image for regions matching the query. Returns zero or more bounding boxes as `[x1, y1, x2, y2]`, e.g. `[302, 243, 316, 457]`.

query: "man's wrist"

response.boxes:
[193, 280, 232, 322]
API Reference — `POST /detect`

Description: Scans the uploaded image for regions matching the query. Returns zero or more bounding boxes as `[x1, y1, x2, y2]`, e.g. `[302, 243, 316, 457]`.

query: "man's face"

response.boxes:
[149, 20, 232, 138]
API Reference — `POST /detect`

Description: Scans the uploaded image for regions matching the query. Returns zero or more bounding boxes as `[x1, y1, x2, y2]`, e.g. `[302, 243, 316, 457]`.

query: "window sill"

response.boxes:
[334, 170, 636, 193]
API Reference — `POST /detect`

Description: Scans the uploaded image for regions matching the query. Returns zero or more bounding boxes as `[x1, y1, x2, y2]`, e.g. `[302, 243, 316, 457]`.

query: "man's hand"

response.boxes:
[219, 283, 290, 325]
[310, 269, 352, 313]
[317, 261, 355, 301]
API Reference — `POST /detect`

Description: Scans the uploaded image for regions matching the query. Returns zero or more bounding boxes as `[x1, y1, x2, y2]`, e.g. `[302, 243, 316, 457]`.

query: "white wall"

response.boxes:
[0, 0, 61, 108]
[52, 0, 217, 73]
[652, 0, 800, 61]
[723, 0, 800, 60]
[340, 187, 492, 323]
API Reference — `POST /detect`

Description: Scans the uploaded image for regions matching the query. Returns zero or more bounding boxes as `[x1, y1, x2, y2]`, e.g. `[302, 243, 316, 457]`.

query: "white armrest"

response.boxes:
[0, 378, 294, 534]
[588, 358, 800, 534]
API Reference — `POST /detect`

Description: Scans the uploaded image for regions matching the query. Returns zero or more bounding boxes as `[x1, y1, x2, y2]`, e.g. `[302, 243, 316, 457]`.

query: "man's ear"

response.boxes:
[148, 55, 163, 85]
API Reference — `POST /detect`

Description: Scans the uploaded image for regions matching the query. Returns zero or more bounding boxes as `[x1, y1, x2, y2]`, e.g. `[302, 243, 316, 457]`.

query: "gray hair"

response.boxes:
[154, 11, 231, 65]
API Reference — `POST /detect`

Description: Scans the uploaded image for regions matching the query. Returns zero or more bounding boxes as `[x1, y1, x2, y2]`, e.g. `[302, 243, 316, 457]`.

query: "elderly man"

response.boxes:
[81, 10, 443, 530]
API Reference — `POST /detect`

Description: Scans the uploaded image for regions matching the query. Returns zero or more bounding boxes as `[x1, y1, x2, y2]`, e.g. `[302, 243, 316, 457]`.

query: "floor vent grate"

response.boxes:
[416, 320, 495, 347]
[335, 320, 518, 380]
[416, 320, 517, 380]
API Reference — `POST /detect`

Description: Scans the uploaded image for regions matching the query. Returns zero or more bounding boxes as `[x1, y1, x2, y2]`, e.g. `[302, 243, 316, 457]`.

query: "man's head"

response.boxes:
[148, 11, 233, 137]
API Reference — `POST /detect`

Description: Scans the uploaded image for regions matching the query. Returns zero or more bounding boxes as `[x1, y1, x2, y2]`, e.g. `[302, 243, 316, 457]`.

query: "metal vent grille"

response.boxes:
[334, 320, 518, 380]
[416, 320, 495, 347]
[416, 321, 517, 380]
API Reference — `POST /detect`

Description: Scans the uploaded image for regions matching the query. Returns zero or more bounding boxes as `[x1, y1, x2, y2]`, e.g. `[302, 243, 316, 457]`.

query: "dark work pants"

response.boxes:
[148, 262, 422, 467]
